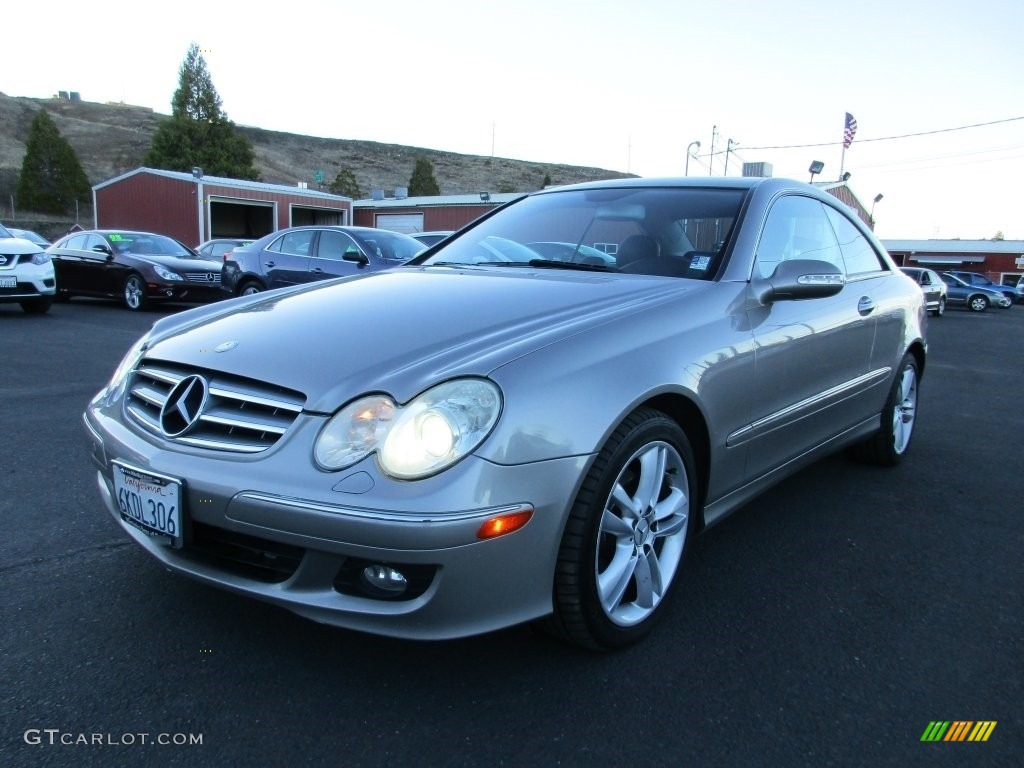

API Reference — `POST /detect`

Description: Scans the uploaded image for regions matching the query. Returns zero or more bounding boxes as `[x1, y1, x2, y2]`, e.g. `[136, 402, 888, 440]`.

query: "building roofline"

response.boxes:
[92, 167, 353, 202]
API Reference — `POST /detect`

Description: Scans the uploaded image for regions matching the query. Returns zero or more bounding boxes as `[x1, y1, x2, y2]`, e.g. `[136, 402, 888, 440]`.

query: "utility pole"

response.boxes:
[708, 126, 718, 176]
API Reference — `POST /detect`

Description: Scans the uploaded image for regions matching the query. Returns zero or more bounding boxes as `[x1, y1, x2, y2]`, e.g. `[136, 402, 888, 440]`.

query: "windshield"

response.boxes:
[0, 222, 13, 238]
[108, 233, 196, 258]
[417, 186, 745, 279]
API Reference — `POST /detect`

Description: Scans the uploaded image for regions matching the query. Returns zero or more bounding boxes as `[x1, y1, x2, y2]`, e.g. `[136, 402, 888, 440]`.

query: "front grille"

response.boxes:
[185, 522, 304, 583]
[125, 360, 306, 453]
[184, 271, 222, 284]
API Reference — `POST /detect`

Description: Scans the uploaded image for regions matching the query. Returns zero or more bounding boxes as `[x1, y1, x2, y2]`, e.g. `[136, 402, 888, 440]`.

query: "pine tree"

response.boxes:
[329, 168, 362, 199]
[15, 109, 91, 214]
[408, 157, 440, 196]
[145, 43, 259, 180]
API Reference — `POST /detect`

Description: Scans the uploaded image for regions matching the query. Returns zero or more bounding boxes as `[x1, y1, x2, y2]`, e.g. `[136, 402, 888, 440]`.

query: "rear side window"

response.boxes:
[824, 206, 886, 276]
[272, 231, 315, 257]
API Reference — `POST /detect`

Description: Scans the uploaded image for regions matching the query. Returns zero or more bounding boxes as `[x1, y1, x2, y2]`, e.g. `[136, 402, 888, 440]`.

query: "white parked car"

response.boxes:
[0, 222, 56, 314]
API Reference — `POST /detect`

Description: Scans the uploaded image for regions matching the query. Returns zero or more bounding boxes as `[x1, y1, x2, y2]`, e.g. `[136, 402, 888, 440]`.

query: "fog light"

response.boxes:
[360, 564, 408, 597]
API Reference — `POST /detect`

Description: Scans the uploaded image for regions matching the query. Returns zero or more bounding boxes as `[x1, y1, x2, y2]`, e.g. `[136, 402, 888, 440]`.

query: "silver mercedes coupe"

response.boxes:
[84, 177, 926, 650]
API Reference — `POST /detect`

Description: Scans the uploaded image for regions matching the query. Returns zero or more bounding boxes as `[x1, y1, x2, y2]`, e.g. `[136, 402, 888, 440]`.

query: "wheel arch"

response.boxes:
[638, 392, 711, 528]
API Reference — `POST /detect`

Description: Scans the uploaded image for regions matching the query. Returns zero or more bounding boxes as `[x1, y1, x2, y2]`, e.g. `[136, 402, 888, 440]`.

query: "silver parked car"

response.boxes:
[84, 177, 927, 650]
[900, 266, 947, 316]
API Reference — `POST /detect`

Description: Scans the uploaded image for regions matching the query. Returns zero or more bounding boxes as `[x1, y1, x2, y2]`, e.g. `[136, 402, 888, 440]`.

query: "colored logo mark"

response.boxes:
[921, 721, 997, 742]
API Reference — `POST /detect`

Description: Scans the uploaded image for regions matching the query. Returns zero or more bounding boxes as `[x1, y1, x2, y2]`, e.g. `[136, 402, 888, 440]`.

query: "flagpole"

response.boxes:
[840, 143, 846, 181]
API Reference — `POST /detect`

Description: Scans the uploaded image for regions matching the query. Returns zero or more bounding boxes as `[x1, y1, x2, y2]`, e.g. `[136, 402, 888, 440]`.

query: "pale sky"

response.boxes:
[5, 0, 1023, 240]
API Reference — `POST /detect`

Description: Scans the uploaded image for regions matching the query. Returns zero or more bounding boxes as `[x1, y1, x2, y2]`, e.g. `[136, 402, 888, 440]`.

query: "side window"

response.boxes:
[84, 234, 107, 253]
[824, 206, 885, 276]
[317, 230, 359, 261]
[753, 196, 843, 279]
[278, 230, 315, 257]
[920, 272, 931, 286]
[64, 234, 89, 250]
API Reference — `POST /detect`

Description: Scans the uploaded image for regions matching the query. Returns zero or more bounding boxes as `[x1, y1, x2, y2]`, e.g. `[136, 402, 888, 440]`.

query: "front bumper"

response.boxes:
[0, 261, 56, 302]
[149, 282, 224, 304]
[83, 402, 588, 640]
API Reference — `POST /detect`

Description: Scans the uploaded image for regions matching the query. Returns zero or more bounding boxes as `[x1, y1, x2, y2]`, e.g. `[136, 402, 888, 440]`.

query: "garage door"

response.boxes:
[375, 214, 425, 234]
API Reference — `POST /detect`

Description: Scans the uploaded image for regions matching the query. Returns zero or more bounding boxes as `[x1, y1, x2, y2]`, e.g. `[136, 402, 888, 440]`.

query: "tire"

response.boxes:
[849, 353, 919, 466]
[967, 294, 988, 312]
[930, 297, 945, 317]
[20, 296, 52, 314]
[123, 274, 150, 311]
[546, 407, 697, 650]
[238, 280, 264, 297]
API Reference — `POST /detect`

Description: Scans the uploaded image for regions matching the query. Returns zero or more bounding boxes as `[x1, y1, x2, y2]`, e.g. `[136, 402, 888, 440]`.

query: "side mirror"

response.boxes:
[91, 244, 113, 256]
[752, 259, 845, 303]
[343, 247, 369, 266]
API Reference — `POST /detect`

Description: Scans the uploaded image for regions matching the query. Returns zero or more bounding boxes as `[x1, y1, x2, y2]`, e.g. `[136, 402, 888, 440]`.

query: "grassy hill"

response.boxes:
[0, 91, 631, 238]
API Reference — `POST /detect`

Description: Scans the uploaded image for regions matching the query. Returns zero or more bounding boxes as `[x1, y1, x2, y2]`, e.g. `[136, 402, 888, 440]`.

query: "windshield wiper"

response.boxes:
[527, 259, 616, 272]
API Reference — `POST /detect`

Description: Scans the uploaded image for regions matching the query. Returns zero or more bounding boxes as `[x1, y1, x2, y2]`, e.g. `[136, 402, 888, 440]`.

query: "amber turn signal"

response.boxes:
[477, 508, 533, 540]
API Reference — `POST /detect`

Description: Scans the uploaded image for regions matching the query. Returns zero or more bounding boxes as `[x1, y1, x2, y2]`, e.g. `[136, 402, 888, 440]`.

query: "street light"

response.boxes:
[685, 141, 701, 176]
[808, 160, 824, 183]
[870, 193, 884, 220]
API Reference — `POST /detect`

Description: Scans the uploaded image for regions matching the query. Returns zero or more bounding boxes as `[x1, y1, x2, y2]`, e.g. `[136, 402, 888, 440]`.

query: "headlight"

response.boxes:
[315, 379, 502, 479]
[95, 334, 150, 405]
[154, 265, 184, 281]
[30, 252, 51, 265]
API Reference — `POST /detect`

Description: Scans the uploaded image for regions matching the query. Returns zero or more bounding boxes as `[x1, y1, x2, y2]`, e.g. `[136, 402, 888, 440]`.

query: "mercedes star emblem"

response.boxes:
[159, 375, 208, 437]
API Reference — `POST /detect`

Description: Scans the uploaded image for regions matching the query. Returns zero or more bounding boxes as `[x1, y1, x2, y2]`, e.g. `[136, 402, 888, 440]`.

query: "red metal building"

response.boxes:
[353, 192, 522, 233]
[93, 168, 353, 247]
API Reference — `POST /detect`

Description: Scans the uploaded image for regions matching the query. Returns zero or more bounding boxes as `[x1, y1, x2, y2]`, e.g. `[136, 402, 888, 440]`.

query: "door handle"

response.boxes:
[265, 260, 276, 268]
[310, 267, 323, 274]
[857, 296, 876, 316]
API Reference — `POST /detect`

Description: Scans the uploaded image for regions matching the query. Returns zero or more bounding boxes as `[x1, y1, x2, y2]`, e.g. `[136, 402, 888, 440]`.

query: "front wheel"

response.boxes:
[967, 295, 988, 312]
[849, 353, 919, 466]
[123, 274, 150, 311]
[20, 296, 52, 314]
[547, 407, 697, 650]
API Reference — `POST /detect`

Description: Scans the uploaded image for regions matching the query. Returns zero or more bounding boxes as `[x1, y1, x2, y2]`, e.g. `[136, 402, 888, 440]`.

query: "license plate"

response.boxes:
[113, 462, 182, 545]
[0, 276, 16, 289]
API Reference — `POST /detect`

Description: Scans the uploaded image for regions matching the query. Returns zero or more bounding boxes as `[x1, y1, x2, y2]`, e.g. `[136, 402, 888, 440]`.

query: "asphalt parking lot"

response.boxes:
[2, 297, 1021, 768]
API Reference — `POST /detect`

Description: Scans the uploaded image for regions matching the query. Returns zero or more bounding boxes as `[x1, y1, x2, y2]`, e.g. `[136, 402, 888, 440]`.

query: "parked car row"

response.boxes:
[1, 225, 427, 313]
[899, 265, 1020, 314]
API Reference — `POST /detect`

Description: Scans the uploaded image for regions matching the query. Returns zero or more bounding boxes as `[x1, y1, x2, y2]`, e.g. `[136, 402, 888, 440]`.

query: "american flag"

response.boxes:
[843, 112, 858, 149]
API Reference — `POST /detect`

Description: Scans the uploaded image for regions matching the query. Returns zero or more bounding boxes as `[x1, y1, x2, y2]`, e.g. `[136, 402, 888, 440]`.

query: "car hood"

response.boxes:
[141, 267, 694, 412]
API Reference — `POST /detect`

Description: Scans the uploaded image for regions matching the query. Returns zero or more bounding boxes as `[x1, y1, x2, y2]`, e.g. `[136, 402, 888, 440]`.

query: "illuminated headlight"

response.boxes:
[30, 252, 51, 265]
[315, 379, 502, 479]
[154, 265, 184, 281]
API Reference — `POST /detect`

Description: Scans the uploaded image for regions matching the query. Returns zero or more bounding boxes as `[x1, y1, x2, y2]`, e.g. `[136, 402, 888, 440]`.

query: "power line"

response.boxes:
[739, 116, 1024, 151]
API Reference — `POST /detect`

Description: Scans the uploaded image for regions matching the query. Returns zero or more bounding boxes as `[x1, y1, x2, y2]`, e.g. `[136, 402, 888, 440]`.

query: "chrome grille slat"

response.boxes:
[199, 407, 290, 434]
[184, 272, 222, 284]
[124, 360, 305, 453]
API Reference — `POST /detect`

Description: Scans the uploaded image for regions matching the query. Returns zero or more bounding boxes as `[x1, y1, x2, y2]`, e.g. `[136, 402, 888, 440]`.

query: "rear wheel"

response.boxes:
[849, 353, 919, 466]
[546, 407, 697, 650]
[930, 297, 945, 317]
[967, 294, 988, 312]
[238, 280, 264, 297]
[123, 274, 149, 311]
